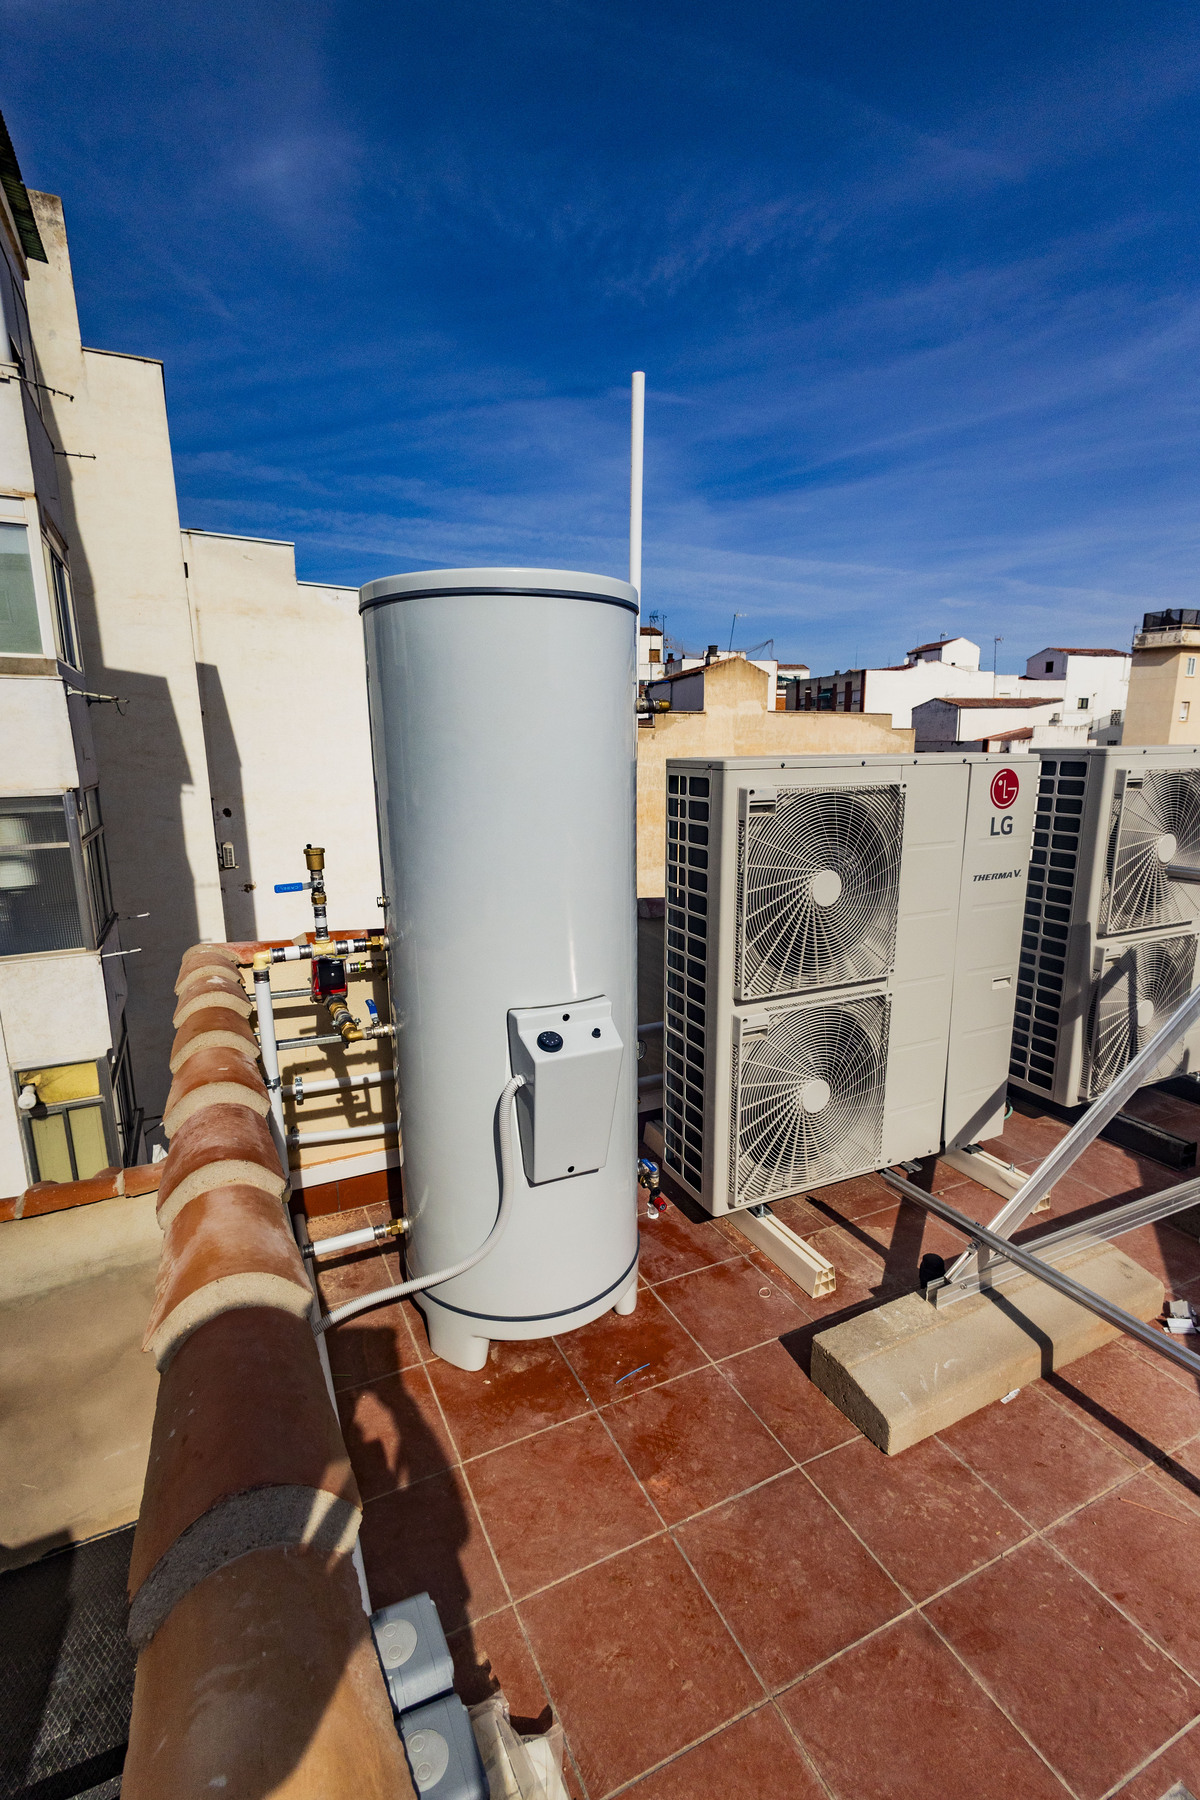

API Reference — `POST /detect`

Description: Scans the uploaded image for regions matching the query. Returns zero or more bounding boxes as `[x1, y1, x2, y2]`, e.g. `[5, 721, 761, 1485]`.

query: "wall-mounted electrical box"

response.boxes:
[507, 997, 624, 1185]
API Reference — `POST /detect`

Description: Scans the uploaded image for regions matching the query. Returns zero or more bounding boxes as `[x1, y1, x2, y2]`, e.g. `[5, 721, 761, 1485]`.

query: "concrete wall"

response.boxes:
[636, 656, 914, 895]
[181, 531, 381, 941]
[1125, 643, 1200, 745]
[912, 698, 1060, 749]
[25, 194, 225, 1127]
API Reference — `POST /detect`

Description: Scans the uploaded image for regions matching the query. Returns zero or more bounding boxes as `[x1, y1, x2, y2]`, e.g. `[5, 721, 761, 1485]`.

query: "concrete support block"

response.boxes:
[810, 1244, 1164, 1455]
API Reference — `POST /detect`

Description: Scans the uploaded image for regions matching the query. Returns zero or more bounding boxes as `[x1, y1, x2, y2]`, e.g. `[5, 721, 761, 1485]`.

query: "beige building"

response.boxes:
[637, 654, 914, 895]
[1125, 609, 1200, 745]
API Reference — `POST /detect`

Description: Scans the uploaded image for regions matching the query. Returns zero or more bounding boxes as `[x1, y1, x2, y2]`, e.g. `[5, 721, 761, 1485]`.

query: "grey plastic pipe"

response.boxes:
[312, 1075, 526, 1335]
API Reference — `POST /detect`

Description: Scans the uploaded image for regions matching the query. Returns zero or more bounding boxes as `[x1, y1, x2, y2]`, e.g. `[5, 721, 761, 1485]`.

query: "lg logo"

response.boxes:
[990, 767, 1019, 836]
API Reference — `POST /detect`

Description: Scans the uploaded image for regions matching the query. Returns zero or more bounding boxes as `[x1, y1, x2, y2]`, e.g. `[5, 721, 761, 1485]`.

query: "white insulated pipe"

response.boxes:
[630, 371, 645, 603]
[285, 1070, 394, 1101]
[287, 1122, 399, 1147]
[253, 964, 288, 1166]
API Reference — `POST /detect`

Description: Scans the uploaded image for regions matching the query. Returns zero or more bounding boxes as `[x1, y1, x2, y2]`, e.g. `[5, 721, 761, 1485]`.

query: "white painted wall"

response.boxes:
[181, 532, 381, 941]
[25, 194, 225, 1124]
[0, 675, 80, 791]
[913, 697, 1062, 746]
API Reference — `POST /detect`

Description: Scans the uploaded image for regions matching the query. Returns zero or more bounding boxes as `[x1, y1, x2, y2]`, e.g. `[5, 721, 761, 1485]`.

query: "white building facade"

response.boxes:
[0, 129, 139, 1196]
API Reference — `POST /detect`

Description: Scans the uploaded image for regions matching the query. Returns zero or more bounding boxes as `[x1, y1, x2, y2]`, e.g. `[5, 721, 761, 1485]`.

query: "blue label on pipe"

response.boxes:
[274, 882, 304, 893]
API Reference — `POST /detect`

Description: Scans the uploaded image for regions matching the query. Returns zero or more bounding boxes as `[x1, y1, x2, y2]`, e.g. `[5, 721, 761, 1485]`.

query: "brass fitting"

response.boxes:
[326, 996, 363, 1042]
[304, 845, 325, 873]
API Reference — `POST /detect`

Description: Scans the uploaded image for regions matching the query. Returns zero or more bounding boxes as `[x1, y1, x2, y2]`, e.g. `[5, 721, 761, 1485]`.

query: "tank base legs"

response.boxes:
[421, 1305, 490, 1371]
[613, 1278, 638, 1317]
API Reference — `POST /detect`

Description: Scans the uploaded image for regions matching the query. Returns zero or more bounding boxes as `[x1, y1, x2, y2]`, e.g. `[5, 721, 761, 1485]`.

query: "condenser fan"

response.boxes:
[739, 786, 903, 999]
[1104, 770, 1200, 934]
[1087, 934, 1196, 1098]
[735, 997, 887, 1203]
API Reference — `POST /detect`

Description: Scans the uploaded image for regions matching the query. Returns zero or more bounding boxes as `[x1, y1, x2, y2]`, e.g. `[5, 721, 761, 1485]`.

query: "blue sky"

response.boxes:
[6, 0, 1200, 669]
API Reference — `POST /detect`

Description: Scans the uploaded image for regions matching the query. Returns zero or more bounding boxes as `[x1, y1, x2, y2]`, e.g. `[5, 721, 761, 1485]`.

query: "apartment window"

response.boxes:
[1187, 657, 1197, 677]
[1077, 696, 1090, 710]
[16, 1060, 114, 1183]
[0, 797, 85, 955]
[1182, 701, 1191, 724]
[43, 541, 79, 668]
[78, 787, 115, 943]
[0, 522, 43, 655]
[1044, 660, 1054, 673]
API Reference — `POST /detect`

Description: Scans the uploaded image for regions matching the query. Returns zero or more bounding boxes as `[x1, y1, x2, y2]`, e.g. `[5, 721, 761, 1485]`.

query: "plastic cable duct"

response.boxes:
[313, 1076, 525, 1335]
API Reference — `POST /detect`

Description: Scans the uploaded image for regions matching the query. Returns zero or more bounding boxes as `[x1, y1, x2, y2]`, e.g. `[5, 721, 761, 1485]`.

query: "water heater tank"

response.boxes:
[360, 568, 640, 1371]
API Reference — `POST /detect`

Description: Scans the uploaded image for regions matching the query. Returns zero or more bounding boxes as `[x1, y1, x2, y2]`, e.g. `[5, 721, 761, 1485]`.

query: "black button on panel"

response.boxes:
[537, 1031, 564, 1053]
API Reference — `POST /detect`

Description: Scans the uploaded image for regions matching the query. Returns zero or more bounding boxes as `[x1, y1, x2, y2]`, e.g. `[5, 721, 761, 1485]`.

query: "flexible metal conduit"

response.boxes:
[313, 1076, 526, 1335]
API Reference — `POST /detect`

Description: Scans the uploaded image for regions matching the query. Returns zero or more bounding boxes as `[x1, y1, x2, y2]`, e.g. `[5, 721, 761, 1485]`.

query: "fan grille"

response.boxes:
[737, 786, 903, 1000]
[1103, 769, 1200, 935]
[734, 995, 888, 1203]
[1085, 934, 1197, 1099]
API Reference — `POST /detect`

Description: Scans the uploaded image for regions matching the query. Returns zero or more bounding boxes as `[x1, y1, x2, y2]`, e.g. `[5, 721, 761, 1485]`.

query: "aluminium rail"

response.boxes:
[937, 972, 1200, 1298]
[882, 1168, 1200, 1381]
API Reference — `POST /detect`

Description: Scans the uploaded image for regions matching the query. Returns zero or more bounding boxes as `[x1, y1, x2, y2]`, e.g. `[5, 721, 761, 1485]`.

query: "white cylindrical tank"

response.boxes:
[360, 568, 639, 1371]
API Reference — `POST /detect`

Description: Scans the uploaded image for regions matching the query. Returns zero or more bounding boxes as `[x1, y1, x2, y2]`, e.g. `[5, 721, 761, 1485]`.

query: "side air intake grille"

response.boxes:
[1009, 757, 1087, 1091]
[736, 785, 903, 999]
[1086, 934, 1197, 1099]
[734, 995, 888, 1204]
[663, 772, 710, 1192]
[1102, 769, 1200, 935]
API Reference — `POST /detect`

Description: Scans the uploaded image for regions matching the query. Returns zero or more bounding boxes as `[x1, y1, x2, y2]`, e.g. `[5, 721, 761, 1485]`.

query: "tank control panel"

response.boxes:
[507, 997, 624, 1184]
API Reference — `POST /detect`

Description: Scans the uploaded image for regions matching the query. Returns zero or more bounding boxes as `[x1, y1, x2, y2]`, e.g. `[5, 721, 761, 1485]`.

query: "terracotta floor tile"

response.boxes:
[427, 1338, 589, 1461]
[405, 1296, 439, 1360]
[469, 1413, 660, 1598]
[555, 1285, 706, 1402]
[1046, 1338, 1200, 1464]
[799, 1171, 898, 1222]
[984, 1104, 1071, 1168]
[636, 1196, 742, 1284]
[1123, 1086, 1200, 1139]
[448, 1607, 552, 1724]
[777, 1222, 898, 1319]
[315, 1245, 401, 1309]
[926, 1539, 1200, 1798]
[654, 1256, 809, 1359]
[761, 1193, 834, 1238]
[1050, 1470, 1200, 1679]
[359, 1466, 507, 1631]
[1151, 1434, 1200, 1510]
[1110, 1720, 1200, 1798]
[938, 1381, 1137, 1528]
[623, 1705, 826, 1798]
[1110, 1221, 1200, 1298]
[325, 1300, 424, 1391]
[855, 1196, 966, 1265]
[780, 1613, 1070, 1800]
[720, 1340, 859, 1462]
[337, 1363, 459, 1501]
[675, 1470, 906, 1687]
[1070, 1137, 1178, 1200]
[604, 1365, 792, 1524]
[806, 1434, 1025, 1601]
[447, 1613, 589, 1799]
[519, 1535, 759, 1795]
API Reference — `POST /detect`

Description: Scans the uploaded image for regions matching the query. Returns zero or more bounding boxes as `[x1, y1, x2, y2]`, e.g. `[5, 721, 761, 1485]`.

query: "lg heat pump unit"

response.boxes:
[663, 755, 1036, 1216]
[1009, 747, 1200, 1107]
